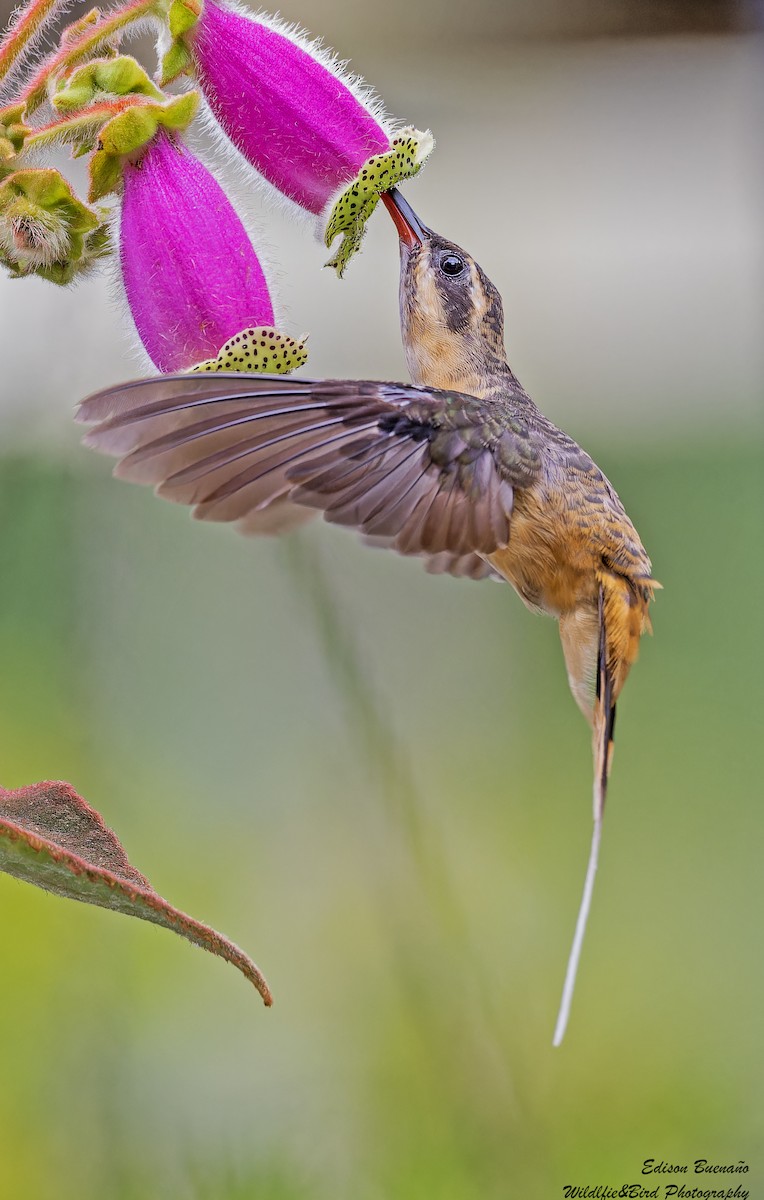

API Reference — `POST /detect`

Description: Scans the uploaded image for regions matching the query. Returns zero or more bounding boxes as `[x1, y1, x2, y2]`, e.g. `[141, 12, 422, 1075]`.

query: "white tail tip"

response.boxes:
[552, 815, 603, 1047]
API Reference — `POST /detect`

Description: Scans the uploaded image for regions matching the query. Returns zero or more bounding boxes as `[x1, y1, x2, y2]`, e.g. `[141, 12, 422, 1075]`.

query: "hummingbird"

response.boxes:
[77, 187, 657, 1043]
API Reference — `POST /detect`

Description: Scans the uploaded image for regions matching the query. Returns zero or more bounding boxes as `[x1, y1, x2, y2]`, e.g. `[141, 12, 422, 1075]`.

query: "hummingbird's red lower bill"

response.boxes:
[382, 187, 428, 248]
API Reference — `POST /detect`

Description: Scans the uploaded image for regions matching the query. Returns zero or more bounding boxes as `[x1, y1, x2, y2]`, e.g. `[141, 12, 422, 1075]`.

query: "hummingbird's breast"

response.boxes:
[485, 442, 651, 621]
[487, 483, 600, 617]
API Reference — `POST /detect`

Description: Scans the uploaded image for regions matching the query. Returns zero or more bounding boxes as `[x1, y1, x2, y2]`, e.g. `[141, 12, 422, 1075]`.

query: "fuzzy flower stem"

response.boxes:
[21, 0, 157, 114]
[0, 0, 67, 89]
[23, 95, 144, 150]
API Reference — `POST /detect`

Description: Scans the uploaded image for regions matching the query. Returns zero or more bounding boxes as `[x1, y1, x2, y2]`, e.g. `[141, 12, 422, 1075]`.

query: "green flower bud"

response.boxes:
[53, 56, 164, 112]
[0, 167, 109, 283]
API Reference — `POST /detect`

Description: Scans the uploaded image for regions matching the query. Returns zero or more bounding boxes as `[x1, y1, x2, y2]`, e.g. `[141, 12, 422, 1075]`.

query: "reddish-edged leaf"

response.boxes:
[0, 780, 272, 1005]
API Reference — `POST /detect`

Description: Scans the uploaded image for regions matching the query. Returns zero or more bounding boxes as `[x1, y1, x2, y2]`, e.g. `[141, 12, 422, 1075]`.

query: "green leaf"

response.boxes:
[0, 780, 273, 1004]
[0, 102, 29, 165]
[88, 144, 124, 201]
[160, 0, 201, 83]
[167, 0, 202, 38]
[159, 40, 192, 85]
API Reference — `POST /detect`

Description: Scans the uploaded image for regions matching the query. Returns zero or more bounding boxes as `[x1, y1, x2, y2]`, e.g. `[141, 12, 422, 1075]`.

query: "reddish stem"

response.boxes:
[24, 93, 146, 147]
[0, 0, 68, 87]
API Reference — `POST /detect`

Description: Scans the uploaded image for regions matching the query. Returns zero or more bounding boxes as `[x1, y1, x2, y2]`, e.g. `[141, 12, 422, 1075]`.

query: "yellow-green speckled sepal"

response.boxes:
[324, 127, 434, 277]
[189, 327, 309, 374]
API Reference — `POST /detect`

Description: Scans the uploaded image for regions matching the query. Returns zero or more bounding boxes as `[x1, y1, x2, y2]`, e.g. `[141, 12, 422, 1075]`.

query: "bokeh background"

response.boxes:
[1, 1, 762, 1197]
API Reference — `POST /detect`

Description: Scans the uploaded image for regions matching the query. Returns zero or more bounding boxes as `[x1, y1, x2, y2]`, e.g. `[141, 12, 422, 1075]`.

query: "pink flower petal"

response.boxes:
[193, 3, 390, 214]
[120, 130, 274, 372]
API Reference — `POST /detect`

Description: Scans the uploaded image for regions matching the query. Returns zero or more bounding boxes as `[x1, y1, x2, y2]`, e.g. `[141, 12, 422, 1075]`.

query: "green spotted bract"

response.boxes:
[325, 135, 427, 277]
[190, 327, 309, 374]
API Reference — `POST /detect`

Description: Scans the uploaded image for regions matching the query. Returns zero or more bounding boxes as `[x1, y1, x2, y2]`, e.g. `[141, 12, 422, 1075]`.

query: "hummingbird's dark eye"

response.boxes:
[440, 253, 466, 277]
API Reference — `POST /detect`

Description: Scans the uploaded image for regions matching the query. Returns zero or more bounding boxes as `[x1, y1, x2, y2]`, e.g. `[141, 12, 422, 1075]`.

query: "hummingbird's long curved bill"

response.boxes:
[381, 187, 428, 248]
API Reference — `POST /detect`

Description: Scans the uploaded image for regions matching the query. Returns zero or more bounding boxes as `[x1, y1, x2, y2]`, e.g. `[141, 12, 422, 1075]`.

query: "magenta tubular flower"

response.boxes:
[161, 2, 433, 272]
[121, 130, 305, 373]
[192, 3, 389, 216]
[122, 130, 270, 371]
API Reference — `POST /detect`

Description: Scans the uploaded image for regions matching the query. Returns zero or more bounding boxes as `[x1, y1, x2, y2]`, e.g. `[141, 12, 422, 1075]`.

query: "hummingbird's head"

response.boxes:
[381, 188, 508, 390]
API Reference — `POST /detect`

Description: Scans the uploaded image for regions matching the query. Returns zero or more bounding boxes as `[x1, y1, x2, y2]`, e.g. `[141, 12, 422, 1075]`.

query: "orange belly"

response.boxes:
[486, 491, 600, 618]
[486, 486, 655, 718]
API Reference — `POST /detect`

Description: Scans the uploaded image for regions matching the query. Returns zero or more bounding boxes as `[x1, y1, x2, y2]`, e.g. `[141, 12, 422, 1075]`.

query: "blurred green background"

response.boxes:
[1, 1, 762, 1197]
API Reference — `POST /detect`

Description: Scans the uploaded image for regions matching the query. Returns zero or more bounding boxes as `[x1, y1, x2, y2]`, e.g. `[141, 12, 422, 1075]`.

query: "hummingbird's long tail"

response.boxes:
[553, 585, 613, 1046]
[593, 582, 618, 822]
[554, 571, 656, 1045]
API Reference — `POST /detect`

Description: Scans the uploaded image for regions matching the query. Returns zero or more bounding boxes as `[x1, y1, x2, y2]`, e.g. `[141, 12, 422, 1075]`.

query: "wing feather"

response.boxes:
[193, 423, 381, 523]
[77, 374, 533, 579]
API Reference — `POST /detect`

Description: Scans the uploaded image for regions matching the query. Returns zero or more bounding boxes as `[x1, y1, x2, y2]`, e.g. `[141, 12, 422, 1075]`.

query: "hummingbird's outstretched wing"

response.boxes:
[77, 374, 541, 578]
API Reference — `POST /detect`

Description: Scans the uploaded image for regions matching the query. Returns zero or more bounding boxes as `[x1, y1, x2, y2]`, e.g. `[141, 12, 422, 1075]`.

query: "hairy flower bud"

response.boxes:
[0, 167, 108, 283]
[120, 130, 307, 373]
[52, 55, 164, 113]
[160, 0, 433, 273]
